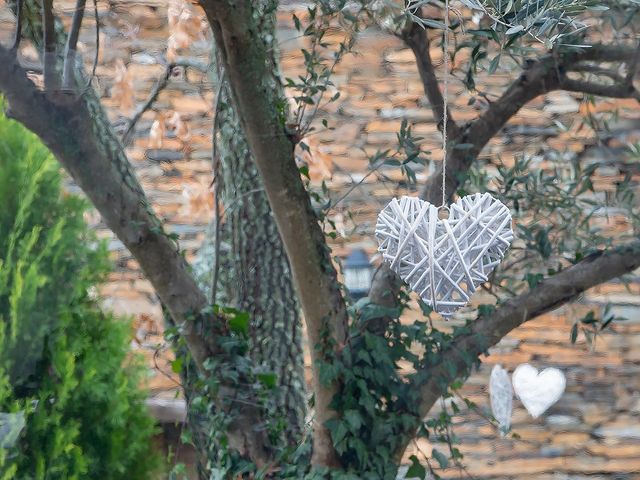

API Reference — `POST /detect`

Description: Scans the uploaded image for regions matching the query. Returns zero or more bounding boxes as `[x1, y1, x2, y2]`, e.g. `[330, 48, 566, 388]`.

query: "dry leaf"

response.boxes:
[148, 112, 166, 149]
[167, 0, 206, 60]
[110, 59, 135, 115]
[181, 178, 214, 220]
[166, 111, 191, 144]
[132, 313, 159, 345]
[297, 137, 333, 182]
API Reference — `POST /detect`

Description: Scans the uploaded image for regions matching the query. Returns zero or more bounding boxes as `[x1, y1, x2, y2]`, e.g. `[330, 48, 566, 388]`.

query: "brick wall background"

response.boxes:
[1, 0, 639, 477]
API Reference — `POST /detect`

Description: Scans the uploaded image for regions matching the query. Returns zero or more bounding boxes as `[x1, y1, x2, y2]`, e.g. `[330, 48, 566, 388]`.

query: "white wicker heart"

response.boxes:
[375, 193, 513, 316]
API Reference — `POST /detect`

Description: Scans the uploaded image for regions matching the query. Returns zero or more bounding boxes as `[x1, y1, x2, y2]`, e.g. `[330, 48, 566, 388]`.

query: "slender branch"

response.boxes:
[11, 0, 23, 52]
[570, 64, 626, 83]
[121, 59, 210, 145]
[559, 77, 640, 100]
[87, 0, 99, 86]
[62, 0, 86, 91]
[400, 15, 460, 139]
[210, 67, 225, 306]
[42, 0, 59, 92]
[121, 65, 173, 145]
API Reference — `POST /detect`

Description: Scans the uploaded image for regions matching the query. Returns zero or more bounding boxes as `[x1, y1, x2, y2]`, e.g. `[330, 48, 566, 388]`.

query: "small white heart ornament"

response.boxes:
[512, 363, 566, 418]
[375, 193, 513, 316]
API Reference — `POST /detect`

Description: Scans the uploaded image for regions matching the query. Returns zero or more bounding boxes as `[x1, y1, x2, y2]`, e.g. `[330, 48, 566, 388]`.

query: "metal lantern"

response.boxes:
[343, 248, 374, 300]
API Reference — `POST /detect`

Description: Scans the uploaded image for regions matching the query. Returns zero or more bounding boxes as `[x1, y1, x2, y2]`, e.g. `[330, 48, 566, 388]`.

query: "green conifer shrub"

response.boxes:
[0, 108, 159, 479]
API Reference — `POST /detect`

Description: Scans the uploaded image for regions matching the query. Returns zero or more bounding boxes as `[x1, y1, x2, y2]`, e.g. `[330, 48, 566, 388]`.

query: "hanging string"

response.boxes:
[441, 0, 450, 208]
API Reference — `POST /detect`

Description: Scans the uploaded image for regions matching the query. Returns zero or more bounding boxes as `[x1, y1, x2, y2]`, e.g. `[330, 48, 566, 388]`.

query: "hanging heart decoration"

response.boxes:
[489, 364, 513, 436]
[375, 193, 513, 316]
[512, 363, 566, 418]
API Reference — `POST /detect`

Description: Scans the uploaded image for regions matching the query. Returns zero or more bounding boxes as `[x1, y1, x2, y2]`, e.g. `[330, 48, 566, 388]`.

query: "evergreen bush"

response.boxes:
[0, 108, 159, 479]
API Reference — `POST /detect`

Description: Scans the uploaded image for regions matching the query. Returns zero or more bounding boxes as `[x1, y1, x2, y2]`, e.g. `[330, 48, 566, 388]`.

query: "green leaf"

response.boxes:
[344, 410, 362, 432]
[506, 24, 525, 35]
[488, 54, 501, 74]
[432, 448, 449, 469]
[453, 143, 474, 150]
[406, 455, 426, 479]
[570, 323, 578, 344]
[171, 357, 183, 373]
[256, 372, 277, 389]
[292, 13, 301, 31]
[331, 421, 348, 445]
[525, 273, 544, 289]
[228, 311, 250, 337]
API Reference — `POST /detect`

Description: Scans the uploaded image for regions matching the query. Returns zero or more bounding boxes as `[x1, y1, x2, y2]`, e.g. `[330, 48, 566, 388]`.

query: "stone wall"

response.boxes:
[1, 0, 639, 477]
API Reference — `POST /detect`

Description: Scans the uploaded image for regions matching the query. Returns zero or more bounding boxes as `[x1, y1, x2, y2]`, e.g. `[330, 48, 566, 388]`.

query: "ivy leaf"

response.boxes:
[256, 372, 277, 389]
[331, 421, 348, 445]
[406, 455, 427, 479]
[171, 357, 183, 374]
[228, 311, 250, 337]
[344, 410, 362, 432]
[432, 448, 449, 469]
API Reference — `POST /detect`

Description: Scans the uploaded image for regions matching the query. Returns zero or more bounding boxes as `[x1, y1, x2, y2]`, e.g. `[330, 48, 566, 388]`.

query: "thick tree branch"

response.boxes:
[0, 42, 275, 467]
[413, 240, 640, 420]
[418, 44, 638, 204]
[0, 44, 213, 369]
[199, 0, 348, 468]
[5, 0, 279, 466]
[121, 66, 172, 145]
[390, 240, 640, 462]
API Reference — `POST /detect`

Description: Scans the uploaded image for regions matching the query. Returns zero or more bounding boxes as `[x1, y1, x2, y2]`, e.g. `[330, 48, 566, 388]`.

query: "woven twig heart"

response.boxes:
[375, 193, 513, 316]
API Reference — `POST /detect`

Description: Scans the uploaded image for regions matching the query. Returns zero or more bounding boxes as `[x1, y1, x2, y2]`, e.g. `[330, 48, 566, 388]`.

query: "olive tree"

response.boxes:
[0, 0, 639, 478]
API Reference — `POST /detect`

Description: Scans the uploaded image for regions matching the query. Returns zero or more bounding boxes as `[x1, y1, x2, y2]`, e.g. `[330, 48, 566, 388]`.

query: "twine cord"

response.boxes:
[441, 0, 450, 208]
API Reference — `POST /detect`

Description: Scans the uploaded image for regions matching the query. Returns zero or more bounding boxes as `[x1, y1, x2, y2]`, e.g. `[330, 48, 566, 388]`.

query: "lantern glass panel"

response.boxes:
[344, 267, 373, 291]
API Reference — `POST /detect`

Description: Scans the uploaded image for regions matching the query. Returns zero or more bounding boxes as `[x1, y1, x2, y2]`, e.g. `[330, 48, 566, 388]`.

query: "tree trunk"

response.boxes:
[187, 3, 307, 474]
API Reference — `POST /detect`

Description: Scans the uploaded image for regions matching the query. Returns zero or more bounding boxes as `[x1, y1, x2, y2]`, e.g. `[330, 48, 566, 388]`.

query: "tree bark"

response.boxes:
[199, 1, 348, 467]
[191, 4, 306, 466]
